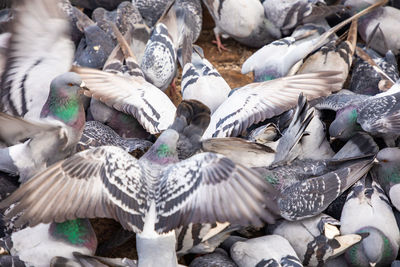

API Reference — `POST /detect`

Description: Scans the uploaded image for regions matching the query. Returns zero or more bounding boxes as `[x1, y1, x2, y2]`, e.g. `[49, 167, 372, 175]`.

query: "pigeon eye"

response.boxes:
[382, 159, 389, 163]
[68, 83, 73, 86]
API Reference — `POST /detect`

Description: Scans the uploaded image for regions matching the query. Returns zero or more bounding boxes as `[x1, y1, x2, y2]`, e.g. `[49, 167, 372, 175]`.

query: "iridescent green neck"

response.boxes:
[50, 219, 97, 249]
[349, 109, 358, 124]
[50, 95, 80, 123]
[144, 143, 178, 165]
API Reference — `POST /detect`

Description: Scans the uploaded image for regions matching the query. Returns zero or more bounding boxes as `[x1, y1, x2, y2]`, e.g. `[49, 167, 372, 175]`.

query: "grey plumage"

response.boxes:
[272, 213, 364, 266]
[202, 71, 342, 139]
[254, 154, 375, 220]
[340, 176, 400, 266]
[77, 121, 152, 154]
[350, 47, 399, 95]
[189, 248, 237, 267]
[230, 235, 303, 267]
[203, 0, 281, 49]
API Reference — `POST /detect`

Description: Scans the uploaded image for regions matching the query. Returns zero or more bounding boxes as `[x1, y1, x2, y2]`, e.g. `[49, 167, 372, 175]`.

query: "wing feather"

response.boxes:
[203, 71, 342, 138]
[74, 67, 176, 134]
[155, 152, 280, 233]
[0, 146, 148, 233]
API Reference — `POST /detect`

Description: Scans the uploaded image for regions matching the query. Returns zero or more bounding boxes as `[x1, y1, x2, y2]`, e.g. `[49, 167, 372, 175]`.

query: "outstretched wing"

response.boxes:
[74, 67, 177, 134]
[155, 152, 280, 233]
[203, 71, 342, 139]
[0, 0, 73, 119]
[0, 146, 148, 233]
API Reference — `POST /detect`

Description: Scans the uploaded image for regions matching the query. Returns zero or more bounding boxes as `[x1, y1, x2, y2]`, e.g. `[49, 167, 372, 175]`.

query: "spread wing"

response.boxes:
[0, 0, 73, 118]
[0, 146, 148, 233]
[74, 67, 177, 134]
[202, 71, 342, 139]
[155, 152, 280, 233]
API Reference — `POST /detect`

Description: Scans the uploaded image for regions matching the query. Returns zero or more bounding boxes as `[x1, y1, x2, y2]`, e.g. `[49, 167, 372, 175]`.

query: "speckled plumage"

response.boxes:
[350, 48, 399, 96]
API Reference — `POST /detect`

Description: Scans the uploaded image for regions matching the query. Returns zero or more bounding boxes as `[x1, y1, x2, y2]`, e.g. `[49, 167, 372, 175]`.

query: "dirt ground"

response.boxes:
[91, 5, 256, 262]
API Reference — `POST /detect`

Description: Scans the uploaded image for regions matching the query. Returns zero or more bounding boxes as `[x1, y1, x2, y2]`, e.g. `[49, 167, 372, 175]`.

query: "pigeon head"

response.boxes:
[40, 72, 87, 128]
[376, 147, 400, 164]
[329, 106, 361, 140]
[142, 129, 179, 165]
[345, 226, 395, 267]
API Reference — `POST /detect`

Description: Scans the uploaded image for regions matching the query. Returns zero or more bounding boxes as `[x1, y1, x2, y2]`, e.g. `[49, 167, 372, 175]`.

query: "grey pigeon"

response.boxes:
[350, 47, 399, 95]
[230, 235, 303, 267]
[0, 0, 74, 119]
[87, 23, 151, 139]
[73, 12, 116, 69]
[371, 147, 400, 211]
[241, 2, 383, 82]
[357, 6, 400, 55]
[263, 0, 346, 32]
[202, 0, 281, 50]
[297, 19, 358, 87]
[340, 175, 400, 266]
[178, 41, 231, 114]
[92, 1, 144, 39]
[202, 71, 342, 139]
[201, 93, 314, 167]
[0, 72, 87, 183]
[254, 154, 374, 221]
[132, 0, 170, 27]
[0, 100, 279, 267]
[272, 213, 364, 266]
[316, 85, 400, 145]
[0, 219, 97, 267]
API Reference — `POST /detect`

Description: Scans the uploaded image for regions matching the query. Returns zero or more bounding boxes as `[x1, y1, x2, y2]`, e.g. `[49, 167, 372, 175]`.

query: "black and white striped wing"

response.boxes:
[202, 71, 342, 138]
[74, 67, 176, 134]
[0, 0, 73, 119]
[155, 152, 280, 233]
[315, 92, 369, 112]
[0, 146, 148, 233]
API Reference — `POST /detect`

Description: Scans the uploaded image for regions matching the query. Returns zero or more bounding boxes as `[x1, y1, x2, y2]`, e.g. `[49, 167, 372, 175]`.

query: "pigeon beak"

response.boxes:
[78, 81, 90, 95]
[374, 158, 379, 163]
[331, 234, 363, 256]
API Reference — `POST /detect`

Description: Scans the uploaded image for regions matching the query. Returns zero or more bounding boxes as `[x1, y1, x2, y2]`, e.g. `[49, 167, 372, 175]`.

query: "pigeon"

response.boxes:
[271, 213, 364, 266]
[140, 0, 202, 93]
[241, 0, 385, 82]
[230, 235, 303, 267]
[263, 0, 347, 32]
[371, 147, 400, 212]
[140, 3, 178, 92]
[202, 71, 342, 139]
[178, 41, 231, 114]
[92, 1, 144, 39]
[76, 120, 152, 155]
[202, 0, 282, 50]
[0, 72, 88, 183]
[297, 19, 358, 87]
[340, 175, 400, 266]
[87, 23, 152, 139]
[350, 47, 399, 95]
[189, 248, 237, 267]
[357, 5, 400, 55]
[0, 100, 279, 267]
[132, 0, 171, 27]
[73, 12, 116, 69]
[316, 85, 400, 145]
[0, 219, 97, 267]
[201, 93, 314, 167]
[74, 64, 177, 135]
[254, 154, 374, 220]
[0, 0, 74, 119]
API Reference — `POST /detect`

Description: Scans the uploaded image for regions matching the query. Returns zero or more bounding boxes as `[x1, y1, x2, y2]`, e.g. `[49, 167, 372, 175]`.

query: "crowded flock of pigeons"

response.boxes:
[0, 0, 399, 266]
